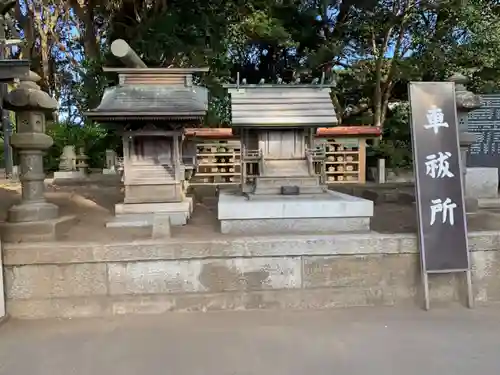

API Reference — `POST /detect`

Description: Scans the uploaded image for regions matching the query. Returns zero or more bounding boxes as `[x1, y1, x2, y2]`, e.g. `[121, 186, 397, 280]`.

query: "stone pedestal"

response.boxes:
[0, 72, 76, 242]
[465, 167, 499, 198]
[107, 198, 193, 227]
[54, 170, 86, 179]
[459, 132, 480, 213]
[450, 73, 482, 213]
[218, 190, 373, 235]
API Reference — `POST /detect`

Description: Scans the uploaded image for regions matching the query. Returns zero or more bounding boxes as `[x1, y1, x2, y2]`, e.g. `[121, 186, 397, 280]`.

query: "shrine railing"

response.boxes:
[116, 157, 125, 182]
[241, 147, 264, 180]
[242, 149, 262, 160]
[306, 146, 326, 181]
[306, 147, 326, 160]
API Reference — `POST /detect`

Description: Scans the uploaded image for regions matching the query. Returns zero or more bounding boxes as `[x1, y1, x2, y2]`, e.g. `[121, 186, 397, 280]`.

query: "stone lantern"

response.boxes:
[0, 72, 75, 242]
[448, 73, 482, 212]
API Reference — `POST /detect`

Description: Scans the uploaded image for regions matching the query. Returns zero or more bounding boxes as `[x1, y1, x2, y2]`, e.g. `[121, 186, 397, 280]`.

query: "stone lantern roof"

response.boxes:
[448, 73, 481, 113]
[3, 71, 58, 112]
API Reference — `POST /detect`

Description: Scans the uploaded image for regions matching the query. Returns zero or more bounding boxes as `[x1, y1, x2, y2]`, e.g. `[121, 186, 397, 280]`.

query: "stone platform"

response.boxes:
[107, 198, 194, 228]
[218, 190, 374, 235]
[3, 230, 500, 319]
[53, 171, 85, 180]
[0, 215, 78, 242]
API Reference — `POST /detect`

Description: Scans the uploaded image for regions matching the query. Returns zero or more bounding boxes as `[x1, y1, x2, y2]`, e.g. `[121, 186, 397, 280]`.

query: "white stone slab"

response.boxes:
[115, 197, 193, 216]
[106, 212, 189, 228]
[220, 217, 370, 235]
[106, 214, 153, 228]
[478, 197, 500, 209]
[466, 167, 499, 198]
[53, 171, 85, 179]
[218, 190, 373, 220]
[102, 168, 117, 175]
[152, 215, 171, 239]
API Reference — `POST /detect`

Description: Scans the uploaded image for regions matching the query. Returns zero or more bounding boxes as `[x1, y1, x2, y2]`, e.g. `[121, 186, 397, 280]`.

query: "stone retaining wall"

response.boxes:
[3, 231, 500, 318]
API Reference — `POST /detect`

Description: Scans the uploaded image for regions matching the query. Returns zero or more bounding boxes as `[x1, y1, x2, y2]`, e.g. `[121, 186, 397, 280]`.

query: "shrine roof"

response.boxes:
[224, 85, 338, 128]
[85, 85, 208, 121]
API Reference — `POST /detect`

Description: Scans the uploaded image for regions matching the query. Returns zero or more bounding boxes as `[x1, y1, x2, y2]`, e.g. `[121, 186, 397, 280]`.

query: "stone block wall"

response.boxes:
[0, 238, 5, 319]
[2, 231, 500, 318]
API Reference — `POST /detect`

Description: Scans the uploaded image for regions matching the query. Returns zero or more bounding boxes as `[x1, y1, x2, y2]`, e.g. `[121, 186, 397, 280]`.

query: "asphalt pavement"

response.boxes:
[0, 306, 499, 375]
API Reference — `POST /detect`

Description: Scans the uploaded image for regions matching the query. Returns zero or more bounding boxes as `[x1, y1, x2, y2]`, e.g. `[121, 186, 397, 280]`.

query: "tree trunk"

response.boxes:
[69, 0, 100, 60]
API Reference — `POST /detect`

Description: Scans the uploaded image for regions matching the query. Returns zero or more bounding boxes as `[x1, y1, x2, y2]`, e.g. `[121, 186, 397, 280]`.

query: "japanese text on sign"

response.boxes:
[409, 81, 469, 273]
[423, 106, 449, 134]
[423, 106, 457, 226]
[425, 152, 454, 178]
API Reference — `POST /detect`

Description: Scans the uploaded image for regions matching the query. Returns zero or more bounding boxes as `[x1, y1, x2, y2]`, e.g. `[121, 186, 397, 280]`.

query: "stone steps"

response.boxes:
[264, 159, 310, 176]
[128, 164, 175, 185]
[256, 176, 320, 188]
[254, 175, 324, 195]
[478, 197, 500, 209]
[252, 186, 326, 195]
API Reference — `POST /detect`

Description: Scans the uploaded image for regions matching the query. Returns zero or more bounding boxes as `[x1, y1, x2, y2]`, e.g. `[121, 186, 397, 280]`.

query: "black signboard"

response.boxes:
[467, 94, 500, 173]
[409, 82, 472, 309]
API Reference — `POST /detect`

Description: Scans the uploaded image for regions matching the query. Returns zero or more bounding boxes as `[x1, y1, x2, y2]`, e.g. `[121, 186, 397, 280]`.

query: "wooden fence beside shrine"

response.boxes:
[185, 126, 381, 186]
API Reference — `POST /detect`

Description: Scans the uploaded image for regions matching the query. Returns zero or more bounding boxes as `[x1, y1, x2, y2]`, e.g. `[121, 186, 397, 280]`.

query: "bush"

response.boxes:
[44, 121, 121, 172]
[367, 102, 413, 170]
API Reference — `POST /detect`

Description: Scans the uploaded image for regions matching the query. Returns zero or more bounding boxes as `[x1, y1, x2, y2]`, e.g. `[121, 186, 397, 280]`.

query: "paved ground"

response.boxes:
[1, 307, 500, 374]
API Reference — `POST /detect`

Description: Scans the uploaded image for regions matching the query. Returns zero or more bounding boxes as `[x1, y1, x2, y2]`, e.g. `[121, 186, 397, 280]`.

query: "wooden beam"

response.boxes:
[110, 39, 147, 69]
[102, 67, 209, 74]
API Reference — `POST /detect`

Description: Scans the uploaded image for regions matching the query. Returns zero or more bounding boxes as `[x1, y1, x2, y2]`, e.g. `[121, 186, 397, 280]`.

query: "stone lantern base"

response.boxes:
[0, 215, 77, 243]
[460, 132, 479, 213]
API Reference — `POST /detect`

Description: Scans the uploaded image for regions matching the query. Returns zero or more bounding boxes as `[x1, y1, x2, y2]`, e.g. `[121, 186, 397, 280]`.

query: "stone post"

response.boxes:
[58, 145, 77, 171]
[105, 149, 116, 169]
[75, 147, 89, 174]
[0, 72, 76, 242]
[448, 73, 482, 212]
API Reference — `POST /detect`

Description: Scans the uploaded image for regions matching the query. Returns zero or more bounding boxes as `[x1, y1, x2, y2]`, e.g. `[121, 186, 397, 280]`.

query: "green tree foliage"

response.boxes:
[44, 121, 121, 171]
[6, 0, 500, 169]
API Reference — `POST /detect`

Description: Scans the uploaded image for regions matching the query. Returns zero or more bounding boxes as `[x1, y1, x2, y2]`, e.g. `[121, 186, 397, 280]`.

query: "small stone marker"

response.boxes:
[152, 214, 171, 239]
[377, 159, 386, 183]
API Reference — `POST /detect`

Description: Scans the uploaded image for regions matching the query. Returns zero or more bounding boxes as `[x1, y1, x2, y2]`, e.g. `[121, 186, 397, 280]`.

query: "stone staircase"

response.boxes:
[253, 159, 325, 195]
[263, 159, 310, 176]
[128, 164, 175, 185]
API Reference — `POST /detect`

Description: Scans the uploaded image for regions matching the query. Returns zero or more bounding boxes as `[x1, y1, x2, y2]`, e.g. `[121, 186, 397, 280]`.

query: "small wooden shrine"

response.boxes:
[217, 79, 374, 235]
[224, 82, 337, 196]
[86, 40, 208, 225]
